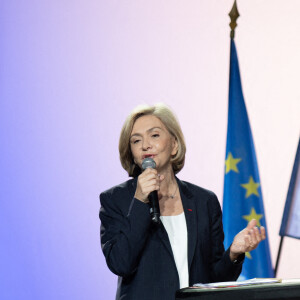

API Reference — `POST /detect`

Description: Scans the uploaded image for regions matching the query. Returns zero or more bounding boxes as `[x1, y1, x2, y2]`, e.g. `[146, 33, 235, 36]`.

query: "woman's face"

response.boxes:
[130, 115, 178, 173]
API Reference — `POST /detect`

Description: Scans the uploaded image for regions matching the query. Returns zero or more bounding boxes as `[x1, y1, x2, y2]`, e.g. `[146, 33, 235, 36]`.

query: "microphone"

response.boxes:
[142, 157, 161, 224]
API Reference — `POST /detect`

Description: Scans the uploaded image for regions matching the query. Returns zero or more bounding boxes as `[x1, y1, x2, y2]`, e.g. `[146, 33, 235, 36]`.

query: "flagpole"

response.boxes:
[224, 0, 275, 278]
[275, 137, 300, 277]
[274, 236, 284, 276]
[229, 0, 239, 39]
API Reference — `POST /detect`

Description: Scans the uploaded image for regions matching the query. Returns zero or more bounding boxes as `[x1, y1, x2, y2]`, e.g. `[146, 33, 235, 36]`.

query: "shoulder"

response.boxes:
[179, 179, 218, 200]
[101, 179, 134, 196]
[100, 178, 136, 202]
[179, 180, 222, 222]
[178, 179, 220, 212]
[99, 178, 137, 215]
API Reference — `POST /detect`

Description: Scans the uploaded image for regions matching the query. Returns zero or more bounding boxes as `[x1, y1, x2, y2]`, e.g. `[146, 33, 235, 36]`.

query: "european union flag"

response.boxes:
[223, 39, 274, 279]
[279, 137, 300, 239]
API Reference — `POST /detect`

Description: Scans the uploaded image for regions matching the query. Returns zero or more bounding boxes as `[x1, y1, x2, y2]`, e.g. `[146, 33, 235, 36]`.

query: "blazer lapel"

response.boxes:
[156, 222, 174, 258]
[177, 178, 197, 272]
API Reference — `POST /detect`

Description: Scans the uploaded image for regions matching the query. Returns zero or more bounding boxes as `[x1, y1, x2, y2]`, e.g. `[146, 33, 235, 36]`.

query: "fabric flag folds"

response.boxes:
[279, 137, 300, 239]
[223, 39, 274, 279]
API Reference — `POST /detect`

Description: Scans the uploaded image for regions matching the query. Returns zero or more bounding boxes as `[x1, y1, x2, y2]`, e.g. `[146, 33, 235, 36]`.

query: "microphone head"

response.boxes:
[142, 157, 156, 170]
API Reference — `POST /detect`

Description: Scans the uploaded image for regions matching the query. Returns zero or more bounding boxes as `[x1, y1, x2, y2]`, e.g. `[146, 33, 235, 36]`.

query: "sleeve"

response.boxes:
[99, 191, 152, 277]
[207, 192, 244, 282]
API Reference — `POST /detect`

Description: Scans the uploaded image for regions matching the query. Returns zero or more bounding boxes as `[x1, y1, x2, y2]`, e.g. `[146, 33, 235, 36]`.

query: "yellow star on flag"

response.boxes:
[242, 207, 263, 227]
[225, 152, 241, 174]
[241, 176, 260, 198]
[245, 252, 252, 259]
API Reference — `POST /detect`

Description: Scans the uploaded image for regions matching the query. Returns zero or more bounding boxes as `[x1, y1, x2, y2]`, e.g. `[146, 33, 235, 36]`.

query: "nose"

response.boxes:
[142, 137, 151, 150]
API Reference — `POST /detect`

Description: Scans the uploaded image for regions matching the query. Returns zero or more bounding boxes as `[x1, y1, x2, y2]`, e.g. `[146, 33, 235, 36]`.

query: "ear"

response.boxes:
[171, 137, 179, 156]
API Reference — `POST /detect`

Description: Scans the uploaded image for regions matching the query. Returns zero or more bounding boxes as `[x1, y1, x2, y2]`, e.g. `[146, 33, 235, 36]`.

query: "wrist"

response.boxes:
[232, 253, 245, 264]
[229, 251, 240, 262]
[229, 250, 245, 264]
[229, 245, 243, 261]
[134, 192, 148, 203]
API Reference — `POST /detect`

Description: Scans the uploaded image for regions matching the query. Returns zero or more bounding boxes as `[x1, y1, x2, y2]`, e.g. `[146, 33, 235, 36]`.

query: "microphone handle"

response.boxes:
[148, 191, 160, 224]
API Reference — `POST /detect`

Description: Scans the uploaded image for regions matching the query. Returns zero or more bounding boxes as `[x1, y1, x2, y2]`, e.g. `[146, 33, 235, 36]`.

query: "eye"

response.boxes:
[152, 134, 159, 138]
[132, 139, 140, 144]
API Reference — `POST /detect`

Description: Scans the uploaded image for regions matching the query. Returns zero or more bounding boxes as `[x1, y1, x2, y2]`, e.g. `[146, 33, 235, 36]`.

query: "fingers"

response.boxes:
[230, 222, 267, 256]
[249, 228, 258, 249]
[251, 227, 259, 243]
[246, 219, 257, 230]
[134, 168, 160, 202]
[140, 168, 160, 192]
[260, 226, 266, 240]
[246, 225, 266, 251]
[244, 219, 266, 249]
[244, 234, 250, 249]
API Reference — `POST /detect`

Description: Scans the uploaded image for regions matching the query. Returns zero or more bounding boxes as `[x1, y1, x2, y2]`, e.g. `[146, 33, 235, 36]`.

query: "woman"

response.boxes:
[100, 104, 265, 300]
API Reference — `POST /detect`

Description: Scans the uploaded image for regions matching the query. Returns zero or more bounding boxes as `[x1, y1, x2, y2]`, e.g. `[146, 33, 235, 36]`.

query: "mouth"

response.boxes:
[142, 154, 156, 160]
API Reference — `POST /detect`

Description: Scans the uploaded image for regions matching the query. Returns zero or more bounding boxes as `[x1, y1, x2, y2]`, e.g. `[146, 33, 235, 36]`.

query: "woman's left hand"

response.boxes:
[229, 219, 266, 261]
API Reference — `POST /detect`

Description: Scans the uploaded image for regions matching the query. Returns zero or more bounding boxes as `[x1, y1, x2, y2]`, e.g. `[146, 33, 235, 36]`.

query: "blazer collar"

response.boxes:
[130, 177, 138, 195]
[177, 178, 197, 272]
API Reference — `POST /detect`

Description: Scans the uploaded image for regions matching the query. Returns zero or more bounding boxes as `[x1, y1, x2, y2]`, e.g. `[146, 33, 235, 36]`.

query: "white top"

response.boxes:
[160, 212, 189, 289]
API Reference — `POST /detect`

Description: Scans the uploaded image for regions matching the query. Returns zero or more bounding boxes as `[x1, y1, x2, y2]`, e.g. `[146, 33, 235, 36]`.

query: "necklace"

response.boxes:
[169, 184, 178, 199]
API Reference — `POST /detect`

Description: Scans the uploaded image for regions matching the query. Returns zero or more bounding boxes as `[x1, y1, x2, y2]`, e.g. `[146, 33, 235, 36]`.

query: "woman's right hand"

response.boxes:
[134, 168, 164, 203]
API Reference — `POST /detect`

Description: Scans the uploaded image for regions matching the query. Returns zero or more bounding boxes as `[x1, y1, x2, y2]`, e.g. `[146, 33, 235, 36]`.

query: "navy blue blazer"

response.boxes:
[99, 178, 243, 300]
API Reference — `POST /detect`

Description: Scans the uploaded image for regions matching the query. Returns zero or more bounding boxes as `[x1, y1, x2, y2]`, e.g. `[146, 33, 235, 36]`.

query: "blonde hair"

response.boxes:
[119, 103, 186, 177]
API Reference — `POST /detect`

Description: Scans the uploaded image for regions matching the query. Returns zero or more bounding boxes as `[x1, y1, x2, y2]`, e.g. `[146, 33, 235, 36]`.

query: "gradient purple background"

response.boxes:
[1, 1, 300, 299]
